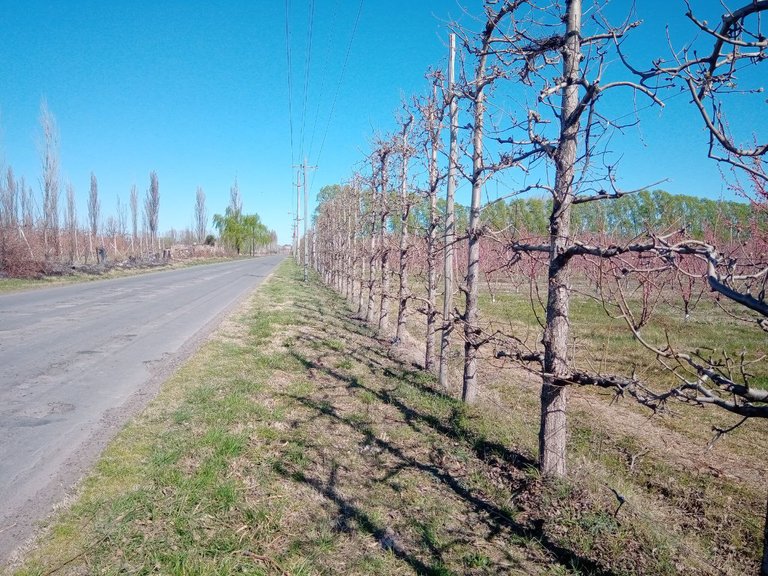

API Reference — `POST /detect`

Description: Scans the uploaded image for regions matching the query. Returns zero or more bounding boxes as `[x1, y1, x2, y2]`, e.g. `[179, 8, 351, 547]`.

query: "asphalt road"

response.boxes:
[0, 254, 284, 564]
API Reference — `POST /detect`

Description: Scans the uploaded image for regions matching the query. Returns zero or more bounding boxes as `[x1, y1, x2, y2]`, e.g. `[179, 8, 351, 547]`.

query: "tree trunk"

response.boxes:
[425, 90, 440, 371]
[462, 23, 492, 404]
[366, 213, 377, 324]
[439, 33, 458, 390]
[346, 199, 353, 301]
[351, 186, 360, 307]
[395, 118, 413, 344]
[379, 214, 390, 332]
[539, 0, 582, 478]
[378, 151, 391, 334]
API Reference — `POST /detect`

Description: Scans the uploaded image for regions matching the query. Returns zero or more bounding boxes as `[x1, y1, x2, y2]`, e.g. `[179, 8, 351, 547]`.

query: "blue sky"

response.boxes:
[0, 1, 765, 244]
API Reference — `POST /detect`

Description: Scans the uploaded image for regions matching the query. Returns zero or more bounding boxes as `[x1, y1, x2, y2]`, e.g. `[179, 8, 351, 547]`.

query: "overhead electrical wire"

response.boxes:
[299, 0, 316, 161]
[309, 0, 365, 196]
[285, 0, 365, 206]
[316, 0, 364, 165]
[284, 0, 296, 167]
[308, 0, 342, 161]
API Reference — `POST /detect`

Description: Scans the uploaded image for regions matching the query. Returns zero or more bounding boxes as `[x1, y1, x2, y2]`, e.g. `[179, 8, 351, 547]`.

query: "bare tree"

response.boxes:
[104, 215, 119, 257]
[65, 182, 77, 263]
[454, 0, 661, 475]
[416, 76, 446, 372]
[229, 178, 242, 218]
[634, 1, 768, 183]
[360, 143, 392, 329]
[129, 184, 138, 255]
[88, 172, 100, 262]
[456, 3, 519, 404]
[375, 140, 394, 334]
[144, 171, 160, 252]
[194, 186, 207, 244]
[0, 165, 7, 267]
[1, 167, 18, 230]
[116, 194, 127, 246]
[364, 165, 378, 324]
[20, 176, 33, 232]
[350, 176, 364, 313]
[604, 4, 768, 569]
[395, 112, 415, 345]
[439, 34, 459, 389]
[39, 101, 60, 259]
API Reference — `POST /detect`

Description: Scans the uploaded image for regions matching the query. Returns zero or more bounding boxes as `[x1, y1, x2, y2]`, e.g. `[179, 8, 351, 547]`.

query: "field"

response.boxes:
[9, 260, 767, 575]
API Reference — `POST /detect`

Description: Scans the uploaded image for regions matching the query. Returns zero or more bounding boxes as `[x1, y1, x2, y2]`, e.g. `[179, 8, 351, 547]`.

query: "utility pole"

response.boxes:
[294, 159, 316, 281]
[294, 168, 301, 260]
[439, 32, 458, 390]
[303, 159, 309, 281]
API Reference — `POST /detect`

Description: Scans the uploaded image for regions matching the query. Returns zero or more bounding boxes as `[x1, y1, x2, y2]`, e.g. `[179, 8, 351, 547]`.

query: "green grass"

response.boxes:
[10, 260, 766, 576]
[479, 287, 768, 391]
[0, 274, 83, 293]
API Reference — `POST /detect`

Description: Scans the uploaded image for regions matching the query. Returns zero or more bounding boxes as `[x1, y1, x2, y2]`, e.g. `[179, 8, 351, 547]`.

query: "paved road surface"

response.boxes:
[0, 255, 284, 564]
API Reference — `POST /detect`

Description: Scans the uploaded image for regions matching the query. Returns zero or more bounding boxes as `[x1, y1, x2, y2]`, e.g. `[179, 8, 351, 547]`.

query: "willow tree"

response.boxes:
[213, 209, 245, 254]
[242, 213, 271, 255]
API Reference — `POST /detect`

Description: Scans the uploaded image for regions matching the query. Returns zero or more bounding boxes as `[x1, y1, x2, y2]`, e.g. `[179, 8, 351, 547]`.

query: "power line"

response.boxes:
[316, 0, 364, 165]
[299, 0, 316, 160]
[308, 0, 342, 161]
[284, 0, 296, 166]
[309, 0, 365, 197]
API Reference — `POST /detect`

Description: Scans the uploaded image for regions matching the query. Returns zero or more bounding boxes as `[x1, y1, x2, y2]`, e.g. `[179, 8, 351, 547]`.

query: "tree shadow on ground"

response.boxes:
[285, 342, 619, 576]
[273, 461, 453, 576]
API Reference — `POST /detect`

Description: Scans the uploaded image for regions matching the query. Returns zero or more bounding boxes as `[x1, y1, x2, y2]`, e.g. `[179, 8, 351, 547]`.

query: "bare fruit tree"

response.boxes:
[364, 159, 379, 324]
[415, 75, 447, 372]
[454, 0, 663, 476]
[374, 139, 394, 333]
[394, 111, 415, 345]
[636, 0, 768, 183]
[439, 34, 459, 389]
[605, 3, 768, 569]
[453, 2, 519, 404]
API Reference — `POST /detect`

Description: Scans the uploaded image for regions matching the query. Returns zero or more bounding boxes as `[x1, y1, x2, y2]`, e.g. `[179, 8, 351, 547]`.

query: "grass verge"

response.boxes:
[0, 257, 235, 294]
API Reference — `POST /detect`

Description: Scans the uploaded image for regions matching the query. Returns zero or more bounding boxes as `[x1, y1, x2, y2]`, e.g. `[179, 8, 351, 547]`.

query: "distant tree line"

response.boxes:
[0, 102, 278, 277]
[481, 189, 758, 242]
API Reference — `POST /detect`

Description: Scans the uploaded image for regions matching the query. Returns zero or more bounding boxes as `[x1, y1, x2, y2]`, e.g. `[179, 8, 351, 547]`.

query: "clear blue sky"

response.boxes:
[0, 1, 765, 244]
